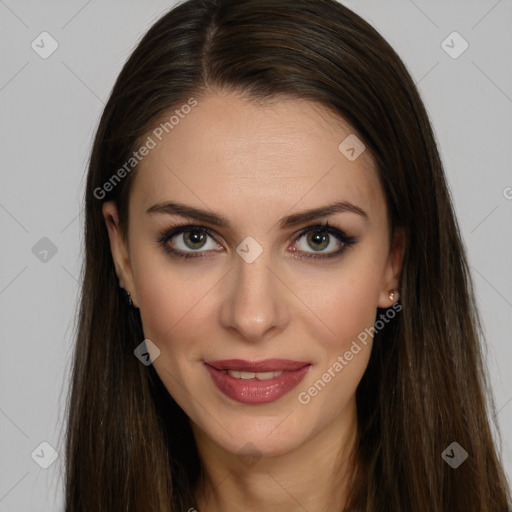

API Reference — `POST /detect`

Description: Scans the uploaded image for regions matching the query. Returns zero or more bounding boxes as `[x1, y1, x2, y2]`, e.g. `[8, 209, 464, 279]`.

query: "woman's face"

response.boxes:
[103, 91, 403, 460]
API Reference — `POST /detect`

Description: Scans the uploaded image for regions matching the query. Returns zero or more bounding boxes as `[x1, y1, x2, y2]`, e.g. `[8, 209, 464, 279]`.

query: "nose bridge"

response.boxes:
[220, 243, 286, 341]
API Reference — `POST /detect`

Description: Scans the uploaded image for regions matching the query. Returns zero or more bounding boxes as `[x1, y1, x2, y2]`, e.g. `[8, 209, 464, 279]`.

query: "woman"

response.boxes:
[64, 0, 511, 510]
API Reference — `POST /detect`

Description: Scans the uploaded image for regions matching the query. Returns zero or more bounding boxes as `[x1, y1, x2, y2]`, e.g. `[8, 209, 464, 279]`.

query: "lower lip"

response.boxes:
[204, 363, 311, 404]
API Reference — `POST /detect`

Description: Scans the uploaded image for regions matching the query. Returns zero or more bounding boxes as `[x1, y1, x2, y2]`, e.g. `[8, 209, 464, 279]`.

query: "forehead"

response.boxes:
[130, 91, 385, 225]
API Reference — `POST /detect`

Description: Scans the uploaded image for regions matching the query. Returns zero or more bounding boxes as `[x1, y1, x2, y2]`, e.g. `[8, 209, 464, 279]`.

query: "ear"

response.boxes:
[102, 201, 139, 308]
[377, 227, 405, 308]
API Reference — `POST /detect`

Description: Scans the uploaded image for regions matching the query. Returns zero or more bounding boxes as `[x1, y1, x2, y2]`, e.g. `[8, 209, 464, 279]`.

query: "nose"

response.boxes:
[219, 247, 289, 343]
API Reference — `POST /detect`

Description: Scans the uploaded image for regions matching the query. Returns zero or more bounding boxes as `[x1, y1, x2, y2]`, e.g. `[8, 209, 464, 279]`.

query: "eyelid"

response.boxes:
[157, 223, 219, 242]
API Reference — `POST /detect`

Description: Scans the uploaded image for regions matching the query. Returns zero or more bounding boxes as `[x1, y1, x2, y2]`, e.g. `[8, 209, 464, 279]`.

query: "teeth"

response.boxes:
[226, 370, 284, 380]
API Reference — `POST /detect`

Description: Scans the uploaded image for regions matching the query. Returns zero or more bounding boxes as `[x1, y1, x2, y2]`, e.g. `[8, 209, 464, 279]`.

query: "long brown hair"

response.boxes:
[64, 0, 511, 510]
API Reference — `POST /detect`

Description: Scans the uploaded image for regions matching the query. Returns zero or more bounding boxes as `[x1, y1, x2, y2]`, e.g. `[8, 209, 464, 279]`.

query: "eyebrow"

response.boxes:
[145, 200, 368, 229]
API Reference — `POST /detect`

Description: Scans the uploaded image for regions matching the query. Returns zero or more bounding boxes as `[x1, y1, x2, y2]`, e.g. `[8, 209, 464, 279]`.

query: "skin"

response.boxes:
[103, 90, 404, 512]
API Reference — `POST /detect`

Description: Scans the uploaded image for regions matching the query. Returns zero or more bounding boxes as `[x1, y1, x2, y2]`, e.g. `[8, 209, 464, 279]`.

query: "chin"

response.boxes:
[205, 415, 309, 460]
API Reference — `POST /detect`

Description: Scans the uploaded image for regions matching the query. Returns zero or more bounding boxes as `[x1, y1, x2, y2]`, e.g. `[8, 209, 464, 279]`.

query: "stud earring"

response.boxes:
[120, 287, 134, 308]
[389, 290, 399, 302]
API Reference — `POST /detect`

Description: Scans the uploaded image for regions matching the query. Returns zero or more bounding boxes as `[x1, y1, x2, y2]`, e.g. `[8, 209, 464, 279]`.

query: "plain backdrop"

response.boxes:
[0, 0, 511, 510]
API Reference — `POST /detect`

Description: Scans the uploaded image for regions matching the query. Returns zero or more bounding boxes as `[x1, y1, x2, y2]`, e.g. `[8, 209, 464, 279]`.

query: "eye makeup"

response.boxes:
[155, 220, 357, 262]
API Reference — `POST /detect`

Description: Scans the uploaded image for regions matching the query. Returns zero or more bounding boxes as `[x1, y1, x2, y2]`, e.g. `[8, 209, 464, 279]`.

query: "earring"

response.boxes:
[120, 287, 134, 308]
[389, 290, 399, 302]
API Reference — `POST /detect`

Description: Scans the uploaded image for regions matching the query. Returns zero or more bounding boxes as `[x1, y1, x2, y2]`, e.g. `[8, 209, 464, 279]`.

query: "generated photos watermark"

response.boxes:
[93, 97, 198, 200]
[297, 301, 402, 405]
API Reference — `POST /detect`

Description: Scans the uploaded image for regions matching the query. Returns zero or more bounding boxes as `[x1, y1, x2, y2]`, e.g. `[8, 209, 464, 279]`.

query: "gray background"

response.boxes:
[0, 0, 511, 510]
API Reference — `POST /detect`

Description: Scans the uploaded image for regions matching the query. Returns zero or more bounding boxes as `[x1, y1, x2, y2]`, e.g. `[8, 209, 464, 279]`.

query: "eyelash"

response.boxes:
[155, 221, 357, 261]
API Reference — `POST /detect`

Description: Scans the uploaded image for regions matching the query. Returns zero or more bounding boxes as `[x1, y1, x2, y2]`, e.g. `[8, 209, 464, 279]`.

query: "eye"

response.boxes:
[170, 227, 214, 251]
[290, 223, 356, 260]
[156, 222, 356, 261]
[157, 224, 221, 259]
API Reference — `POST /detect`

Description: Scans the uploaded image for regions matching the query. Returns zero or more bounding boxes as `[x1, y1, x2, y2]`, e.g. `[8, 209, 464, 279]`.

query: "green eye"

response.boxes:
[291, 224, 356, 260]
[180, 228, 209, 250]
[157, 222, 356, 261]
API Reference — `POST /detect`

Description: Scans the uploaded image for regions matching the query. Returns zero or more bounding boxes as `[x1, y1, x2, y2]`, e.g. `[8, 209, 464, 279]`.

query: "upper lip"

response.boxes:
[205, 359, 311, 372]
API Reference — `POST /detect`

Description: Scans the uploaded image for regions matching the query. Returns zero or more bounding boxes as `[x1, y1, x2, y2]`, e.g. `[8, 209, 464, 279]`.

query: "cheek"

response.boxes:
[136, 272, 202, 347]
[295, 270, 378, 418]
[132, 249, 220, 362]
[296, 254, 385, 352]
[291, 250, 384, 408]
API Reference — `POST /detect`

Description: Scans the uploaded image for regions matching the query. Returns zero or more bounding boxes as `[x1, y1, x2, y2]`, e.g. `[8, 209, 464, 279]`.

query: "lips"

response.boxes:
[204, 358, 310, 372]
[203, 359, 311, 404]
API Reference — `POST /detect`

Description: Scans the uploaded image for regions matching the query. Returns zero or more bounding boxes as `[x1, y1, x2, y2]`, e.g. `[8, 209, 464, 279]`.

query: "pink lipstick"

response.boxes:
[203, 359, 311, 404]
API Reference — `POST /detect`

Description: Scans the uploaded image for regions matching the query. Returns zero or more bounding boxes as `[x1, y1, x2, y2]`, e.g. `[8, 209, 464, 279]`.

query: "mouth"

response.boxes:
[203, 359, 311, 404]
